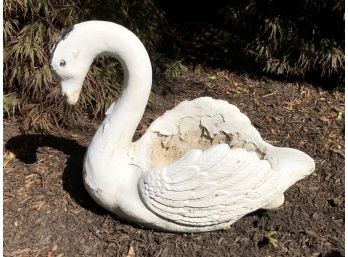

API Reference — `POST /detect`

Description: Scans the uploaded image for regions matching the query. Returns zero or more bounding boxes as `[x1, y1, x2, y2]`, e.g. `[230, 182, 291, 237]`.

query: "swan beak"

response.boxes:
[63, 90, 80, 105]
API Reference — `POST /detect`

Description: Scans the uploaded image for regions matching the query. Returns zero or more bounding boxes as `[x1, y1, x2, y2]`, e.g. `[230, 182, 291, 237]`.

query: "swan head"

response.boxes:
[49, 25, 94, 105]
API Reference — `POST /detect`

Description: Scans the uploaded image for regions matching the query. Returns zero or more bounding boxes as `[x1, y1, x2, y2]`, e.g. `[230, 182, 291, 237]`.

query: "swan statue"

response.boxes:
[49, 21, 315, 232]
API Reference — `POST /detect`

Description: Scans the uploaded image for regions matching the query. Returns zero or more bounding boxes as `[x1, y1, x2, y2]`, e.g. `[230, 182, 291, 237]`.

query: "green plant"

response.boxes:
[265, 231, 278, 247]
[85, 0, 166, 54]
[4, 0, 84, 131]
[4, 0, 166, 132]
[163, 60, 188, 79]
[3, 93, 20, 117]
[222, 0, 344, 81]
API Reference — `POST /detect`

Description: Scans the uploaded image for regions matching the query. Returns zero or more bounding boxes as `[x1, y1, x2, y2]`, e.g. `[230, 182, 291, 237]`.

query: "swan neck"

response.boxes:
[84, 22, 152, 154]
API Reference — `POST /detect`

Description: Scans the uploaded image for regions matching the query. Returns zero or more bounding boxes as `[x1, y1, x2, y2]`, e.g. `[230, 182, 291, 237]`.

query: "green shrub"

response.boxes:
[3, 93, 20, 117]
[222, 0, 344, 81]
[4, 0, 166, 131]
[85, 0, 166, 55]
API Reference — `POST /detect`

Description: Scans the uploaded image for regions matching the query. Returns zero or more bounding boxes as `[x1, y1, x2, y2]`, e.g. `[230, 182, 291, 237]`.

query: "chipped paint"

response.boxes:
[148, 114, 265, 169]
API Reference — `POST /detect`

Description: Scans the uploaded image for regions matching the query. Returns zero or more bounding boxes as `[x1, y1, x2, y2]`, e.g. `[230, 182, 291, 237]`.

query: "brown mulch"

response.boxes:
[4, 65, 344, 257]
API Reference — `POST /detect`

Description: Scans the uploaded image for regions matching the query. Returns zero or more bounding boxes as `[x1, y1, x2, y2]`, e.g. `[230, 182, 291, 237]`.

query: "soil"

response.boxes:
[3, 66, 344, 256]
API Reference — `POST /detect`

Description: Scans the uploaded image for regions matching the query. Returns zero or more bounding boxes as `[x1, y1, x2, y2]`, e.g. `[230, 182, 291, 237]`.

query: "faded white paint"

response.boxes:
[50, 21, 315, 232]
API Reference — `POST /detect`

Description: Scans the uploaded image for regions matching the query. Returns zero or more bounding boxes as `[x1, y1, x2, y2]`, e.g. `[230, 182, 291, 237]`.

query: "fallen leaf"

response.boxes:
[337, 111, 344, 121]
[4, 151, 15, 168]
[126, 245, 135, 257]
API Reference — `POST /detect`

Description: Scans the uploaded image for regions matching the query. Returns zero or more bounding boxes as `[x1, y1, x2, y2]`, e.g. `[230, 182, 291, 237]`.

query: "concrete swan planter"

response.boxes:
[49, 21, 315, 233]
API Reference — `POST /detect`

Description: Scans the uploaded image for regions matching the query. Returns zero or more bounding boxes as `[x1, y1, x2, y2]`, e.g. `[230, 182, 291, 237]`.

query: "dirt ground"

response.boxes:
[3, 65, 344, 256]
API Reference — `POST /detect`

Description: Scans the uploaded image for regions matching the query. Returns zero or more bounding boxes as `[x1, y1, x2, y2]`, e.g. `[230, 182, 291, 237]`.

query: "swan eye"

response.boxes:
[59, 60, 66, 67]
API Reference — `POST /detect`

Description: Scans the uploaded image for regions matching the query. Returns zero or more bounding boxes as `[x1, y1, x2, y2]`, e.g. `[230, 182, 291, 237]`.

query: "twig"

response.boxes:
[262, 92, 277, 98]
[4, 248, 31, 256]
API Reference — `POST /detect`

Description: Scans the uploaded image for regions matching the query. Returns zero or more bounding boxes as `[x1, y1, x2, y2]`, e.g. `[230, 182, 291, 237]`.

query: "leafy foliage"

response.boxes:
[3, 93, 20, 117]
[4, 0, 166, 131]
[85, 0, 166, 54]
[4, 0, 344, 132]
[222, 0, 344, 81]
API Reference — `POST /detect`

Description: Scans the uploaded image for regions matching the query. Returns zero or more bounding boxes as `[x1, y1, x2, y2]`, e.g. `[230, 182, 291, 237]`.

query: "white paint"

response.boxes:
[50, 21, 315, 232]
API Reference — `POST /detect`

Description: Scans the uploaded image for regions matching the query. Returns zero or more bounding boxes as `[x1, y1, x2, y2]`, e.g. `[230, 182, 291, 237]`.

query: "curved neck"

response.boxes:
[81, 21, 152, 155]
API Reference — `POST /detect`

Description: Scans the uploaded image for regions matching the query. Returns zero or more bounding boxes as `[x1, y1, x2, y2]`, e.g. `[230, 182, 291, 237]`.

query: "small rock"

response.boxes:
[311, 212, 319, 220]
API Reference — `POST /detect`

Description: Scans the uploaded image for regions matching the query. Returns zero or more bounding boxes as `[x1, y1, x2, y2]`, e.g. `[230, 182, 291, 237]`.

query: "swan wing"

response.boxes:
[138, 144, 286, 227]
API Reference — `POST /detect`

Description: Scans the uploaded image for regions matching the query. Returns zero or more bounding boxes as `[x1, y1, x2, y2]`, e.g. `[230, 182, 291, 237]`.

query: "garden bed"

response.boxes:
[4, 65, 344, 257]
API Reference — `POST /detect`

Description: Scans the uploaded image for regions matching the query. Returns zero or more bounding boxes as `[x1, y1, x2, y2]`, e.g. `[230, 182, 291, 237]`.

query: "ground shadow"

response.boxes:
[323, 250, 344, 257]
[5, 134, 276, 218]
[246, 209, 270, 219]
[5, 134, 107, 215]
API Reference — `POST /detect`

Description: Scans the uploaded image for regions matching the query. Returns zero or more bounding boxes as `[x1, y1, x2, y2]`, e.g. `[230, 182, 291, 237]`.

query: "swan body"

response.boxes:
[50, 21, 315, 232]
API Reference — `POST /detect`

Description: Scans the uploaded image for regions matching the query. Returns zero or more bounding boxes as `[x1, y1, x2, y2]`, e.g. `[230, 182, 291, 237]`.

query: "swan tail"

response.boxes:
[266, 146, 315, 185]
